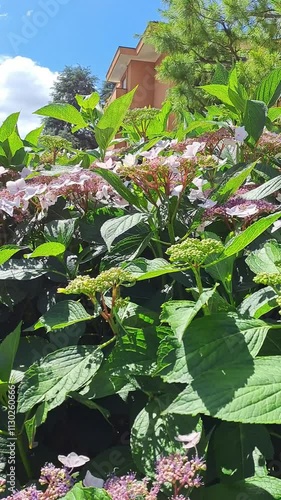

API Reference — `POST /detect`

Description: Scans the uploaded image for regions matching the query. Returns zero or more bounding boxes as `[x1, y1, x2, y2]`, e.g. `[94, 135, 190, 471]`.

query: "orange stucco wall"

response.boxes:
[127, 60, 156, 108]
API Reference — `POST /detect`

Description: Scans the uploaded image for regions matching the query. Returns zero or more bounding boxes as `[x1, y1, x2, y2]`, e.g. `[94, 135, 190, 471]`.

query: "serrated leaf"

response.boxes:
[131, 395, 201, 475]
[0, 112, 20, 142]
[161, 287, 217, 342]
[24, 125, 44, 146]
[0, 245, 23, 265]
[241, 175, 281, 200]
[123, 258, 178, 280]
[203, 476, 281, 499]
[18, 345, 103, 413]
[200, 84, 234, 106]
[34, 103, 88, 129]
[163, 356, 281, 424]
[239, 287, 278, 319]
[29, 242, 66, 258]
[255, 68, 281, 107]
[44, 219, 77, 248]
[268, 107, 281, 122]
[246, 240, 281, 275]
[31, 300, 93, 332]
[214, 162, 257, 203]
[100, 213, 148, 251]
[0, 259, 50, 280]
[156, 313, 270, 384]
[0, 323, 21, 386]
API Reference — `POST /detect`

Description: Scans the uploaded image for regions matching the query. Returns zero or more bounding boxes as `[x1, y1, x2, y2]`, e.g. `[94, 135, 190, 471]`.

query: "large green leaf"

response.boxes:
[267, 107, 281, 122]
[0, 323, 21, 386]
[76, 92, 100, 110]
[200, 84, 234, 106]
[24, 402, 48, 449]
[34, 103, 88, 129]
[28, 242, 66, 258]
[0, 245, 23, 265]
[18, 345, 103, 413]
[31, 300, 93, 332]
[246, 240, 281, 275]
[131, 395, 201, 475]
[7, 131, 24, 157]
[160, 287, 217, 342]
[24, 125, 44, 146]
[243, 100, 267, 144]
[100, 213, 148, 251]
[208, 422, 273, 482]
[44, 219, 77, 248]
[239, 287, 278, 319]
[214, 162, 256, 203]
[0, 112, 20, 142]
[0, 259, 50, 280]
[241, 175, 281, 200]
[213, 212, 281, 261]
[123, 258, 178, 280]
[202, 476, 281, 499]
[94, 87, 136, 151]
[163, 356, 281, 424]
[156, 313, 270, 384]
[255, 68, 281, 107]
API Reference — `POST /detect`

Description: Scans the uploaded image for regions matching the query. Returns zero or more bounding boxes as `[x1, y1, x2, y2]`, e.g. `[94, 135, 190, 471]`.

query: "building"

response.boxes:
[106, 29, 170, 109]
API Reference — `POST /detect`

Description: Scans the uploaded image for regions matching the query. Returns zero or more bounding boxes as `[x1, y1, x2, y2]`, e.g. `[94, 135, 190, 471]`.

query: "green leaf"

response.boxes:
[217, 212, 281, 260]
[0, 112, 20, 142]
[200, 84, 234, 106]
[44, 219, 77, 247]
[268, 107, 281, 122]
[0, 245, 23, 265]
[156, 313, 270, 384]
[241, 175, 281, 200]
[34, 103, 88, 129]
[0, 323, 21, 385]
[246, 240, 281, 275]
[95, 87, 136, 152]
[8, 131, 24, 157]
[31, 300, 93, 332]
[28, 242, 66, 258]
[100, 213, 148, 251]
[209, 422, 273, 482]
[161, 287, 217, 342]
[0, 259, 50, 280]
[203, 476, 281, 499]
[76, 92, 100, 110]
[255, 68, 281, 107]
[211, 63, 229, 85]
[62, 483, 110, 499]
[239, 287, 278, 319]
[243, 100, 267, 144]
[163, 356, 281, 424]
[94, 167, 141, 208]
[131, 395, 201, 475]
[123, 258, 178, 281]
[24, 125, 44, 146]
[18, 345, 103, 413]
[24, 402, 48, 449]
[214, 162, 257, 203]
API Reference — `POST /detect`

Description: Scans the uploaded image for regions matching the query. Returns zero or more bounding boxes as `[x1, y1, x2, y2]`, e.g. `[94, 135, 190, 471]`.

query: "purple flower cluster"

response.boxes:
[6, 463, 74, 500]
[203, 196, 277, 222]
[103, 452, 205, 499]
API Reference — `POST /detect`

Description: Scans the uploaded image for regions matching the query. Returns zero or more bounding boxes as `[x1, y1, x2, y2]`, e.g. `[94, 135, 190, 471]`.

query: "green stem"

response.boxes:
[193, 267, 210, 315]
[167, 222, 176, 245]
[16, 431, 33, 480]
[99, 335, 117, 349]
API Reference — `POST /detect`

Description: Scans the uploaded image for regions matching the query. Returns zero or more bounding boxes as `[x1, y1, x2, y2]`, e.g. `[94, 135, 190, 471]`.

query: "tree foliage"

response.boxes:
[44, 65, 99, 149]
[146, 0, 281, 112]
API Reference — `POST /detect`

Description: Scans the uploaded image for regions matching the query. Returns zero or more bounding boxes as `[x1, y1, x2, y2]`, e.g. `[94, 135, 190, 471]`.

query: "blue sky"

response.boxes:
[0, 0, 163, 82]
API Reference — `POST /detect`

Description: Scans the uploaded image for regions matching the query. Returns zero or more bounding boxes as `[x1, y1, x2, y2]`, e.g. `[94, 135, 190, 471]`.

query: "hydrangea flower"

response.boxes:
[58, 452, 90, 468]
[234, 126, 248, 143]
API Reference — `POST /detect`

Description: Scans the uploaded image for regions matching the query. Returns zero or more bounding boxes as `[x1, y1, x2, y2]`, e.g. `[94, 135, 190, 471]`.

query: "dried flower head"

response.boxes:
[167, 238, 223, 267]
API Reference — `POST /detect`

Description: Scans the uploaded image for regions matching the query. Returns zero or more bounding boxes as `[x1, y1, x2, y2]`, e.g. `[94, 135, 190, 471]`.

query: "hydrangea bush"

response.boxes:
[0, 68, 281, 499]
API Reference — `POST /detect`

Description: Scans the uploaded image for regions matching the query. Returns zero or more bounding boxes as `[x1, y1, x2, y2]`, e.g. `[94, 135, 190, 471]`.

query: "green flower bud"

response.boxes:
[58, 268, 135, 298]
[166, 238, 224, 267]
[253, 273, 281, 287]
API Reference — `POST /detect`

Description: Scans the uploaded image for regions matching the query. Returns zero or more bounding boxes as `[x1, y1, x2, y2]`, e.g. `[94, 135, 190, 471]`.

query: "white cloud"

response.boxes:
[0, 13, 8, 18]
[0, 56, 58, 137]
[26, 10, 33, 17]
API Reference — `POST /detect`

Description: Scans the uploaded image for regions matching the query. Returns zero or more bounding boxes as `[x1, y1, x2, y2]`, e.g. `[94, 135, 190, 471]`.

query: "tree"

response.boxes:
[99, 81, 115, 104]
[44, 65, 99, 149]
[146, 0, 281, 112]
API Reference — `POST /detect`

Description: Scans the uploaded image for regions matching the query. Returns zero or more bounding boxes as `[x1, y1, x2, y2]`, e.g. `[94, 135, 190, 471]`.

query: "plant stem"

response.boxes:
[193, 267, 210, 315]
[16, 431, 33, 480]
[99, 335, 116, 349]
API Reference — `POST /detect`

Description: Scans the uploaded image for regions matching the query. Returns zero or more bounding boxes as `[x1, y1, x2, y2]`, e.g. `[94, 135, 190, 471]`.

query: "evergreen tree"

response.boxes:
[146, 0, 281, 112]
[44, 65, 99, 149]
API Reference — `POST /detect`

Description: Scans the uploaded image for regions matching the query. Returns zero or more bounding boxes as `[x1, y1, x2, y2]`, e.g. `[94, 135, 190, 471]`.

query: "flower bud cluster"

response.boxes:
[104, 473, 153, 499]
[253, 273, 281, 287]
[58, 268, 135, 298]
[167, 238, 224, 267]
